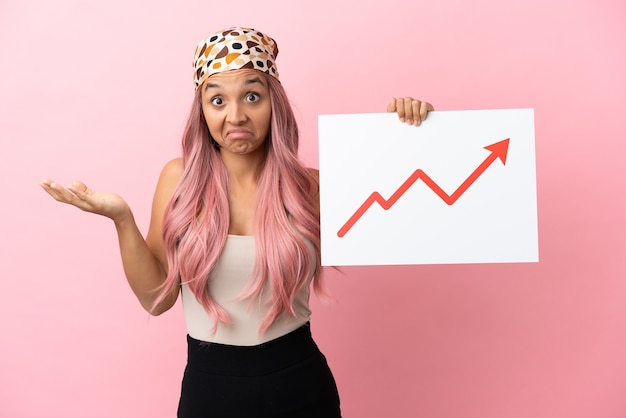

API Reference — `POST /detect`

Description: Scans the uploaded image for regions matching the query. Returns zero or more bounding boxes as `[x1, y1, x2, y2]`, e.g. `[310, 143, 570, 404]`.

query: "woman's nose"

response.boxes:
[226, 103, 247, 124]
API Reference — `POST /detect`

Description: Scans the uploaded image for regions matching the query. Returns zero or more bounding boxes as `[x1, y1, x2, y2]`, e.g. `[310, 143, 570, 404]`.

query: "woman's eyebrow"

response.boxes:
[204, 82, 220, 91]
[245, 77, 265, 86]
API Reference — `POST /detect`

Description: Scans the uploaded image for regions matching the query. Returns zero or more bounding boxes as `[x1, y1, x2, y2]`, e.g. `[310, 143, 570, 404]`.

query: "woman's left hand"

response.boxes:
[387, 97, 434, 126]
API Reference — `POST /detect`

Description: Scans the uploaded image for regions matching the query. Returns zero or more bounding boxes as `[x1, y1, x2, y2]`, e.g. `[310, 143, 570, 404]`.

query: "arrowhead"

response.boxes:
[484, 138, 510, 164]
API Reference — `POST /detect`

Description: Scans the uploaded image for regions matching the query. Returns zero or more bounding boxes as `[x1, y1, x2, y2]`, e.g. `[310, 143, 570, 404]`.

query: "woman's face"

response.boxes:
[200, 69, 272, 157]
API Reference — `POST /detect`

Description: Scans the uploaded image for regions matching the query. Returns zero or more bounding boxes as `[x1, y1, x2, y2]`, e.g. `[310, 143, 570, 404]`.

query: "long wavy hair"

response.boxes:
[155, 73, 323, 334]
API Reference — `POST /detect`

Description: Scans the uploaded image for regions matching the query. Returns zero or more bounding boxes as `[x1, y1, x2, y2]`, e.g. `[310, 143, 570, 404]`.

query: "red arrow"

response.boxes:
[337, 138, 510, 238]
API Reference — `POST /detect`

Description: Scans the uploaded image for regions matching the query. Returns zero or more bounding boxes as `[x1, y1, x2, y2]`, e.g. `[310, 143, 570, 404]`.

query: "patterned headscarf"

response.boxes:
[192, 27, 279, 91]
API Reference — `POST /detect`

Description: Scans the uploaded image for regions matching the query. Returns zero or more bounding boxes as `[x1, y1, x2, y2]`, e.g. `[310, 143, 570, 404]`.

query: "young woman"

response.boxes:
[41, 27, 433, 417]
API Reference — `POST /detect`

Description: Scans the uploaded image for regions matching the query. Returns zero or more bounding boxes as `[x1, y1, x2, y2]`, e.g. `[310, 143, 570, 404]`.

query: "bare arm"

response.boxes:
[142, 158, 184, 314]
[40, 158, 183, 315]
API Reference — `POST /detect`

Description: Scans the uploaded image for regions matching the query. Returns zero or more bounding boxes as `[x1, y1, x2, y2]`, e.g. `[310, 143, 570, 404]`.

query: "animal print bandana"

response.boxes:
[193, 27, 279, 91]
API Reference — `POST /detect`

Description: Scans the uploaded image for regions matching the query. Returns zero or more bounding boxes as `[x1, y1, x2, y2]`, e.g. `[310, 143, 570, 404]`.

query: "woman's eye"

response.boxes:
[211, 97, 223, 106]
[246, 93, 260, 102]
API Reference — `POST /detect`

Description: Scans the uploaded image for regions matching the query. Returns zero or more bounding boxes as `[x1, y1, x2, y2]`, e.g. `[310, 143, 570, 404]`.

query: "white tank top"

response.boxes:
[181, 234, 313, 346]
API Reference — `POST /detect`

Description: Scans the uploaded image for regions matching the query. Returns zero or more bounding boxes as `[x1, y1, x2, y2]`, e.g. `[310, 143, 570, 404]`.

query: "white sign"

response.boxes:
[318, 109, 538, 266]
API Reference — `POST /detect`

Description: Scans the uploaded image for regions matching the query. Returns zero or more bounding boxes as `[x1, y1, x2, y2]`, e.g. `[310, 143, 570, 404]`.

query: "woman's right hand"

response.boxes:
[40, 179, 131, 223]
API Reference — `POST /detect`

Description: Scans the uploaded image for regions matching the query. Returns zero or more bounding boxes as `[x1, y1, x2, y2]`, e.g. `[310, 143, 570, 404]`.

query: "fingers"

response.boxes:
[41, 179, 75, 203]
[41, 179, 91, 209]
[67, 181, 93, 203]
[388, 97, 434, 126]
[418, 101, 434, 124]
[67, 180, 88, 194]
[397, 97, 412, 124]
[41, 179, 127, 220]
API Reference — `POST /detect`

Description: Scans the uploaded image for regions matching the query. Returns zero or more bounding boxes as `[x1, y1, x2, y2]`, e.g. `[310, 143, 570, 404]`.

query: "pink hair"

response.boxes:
[155, 74, 323, 334]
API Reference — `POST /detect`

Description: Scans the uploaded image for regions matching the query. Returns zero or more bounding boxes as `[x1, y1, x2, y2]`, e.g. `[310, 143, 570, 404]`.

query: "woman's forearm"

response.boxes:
[114, 211, 179, 315]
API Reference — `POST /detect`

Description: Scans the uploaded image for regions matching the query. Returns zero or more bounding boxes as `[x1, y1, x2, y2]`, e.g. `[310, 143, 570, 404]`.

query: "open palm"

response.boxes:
[41, 179, 130, 222]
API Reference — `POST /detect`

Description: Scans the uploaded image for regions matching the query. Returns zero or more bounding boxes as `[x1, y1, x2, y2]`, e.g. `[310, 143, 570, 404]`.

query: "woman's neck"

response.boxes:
[220, 150, 265, 185]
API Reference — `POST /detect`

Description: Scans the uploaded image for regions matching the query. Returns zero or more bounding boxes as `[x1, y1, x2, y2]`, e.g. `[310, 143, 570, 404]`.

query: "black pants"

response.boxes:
[177, 323, 342, 417]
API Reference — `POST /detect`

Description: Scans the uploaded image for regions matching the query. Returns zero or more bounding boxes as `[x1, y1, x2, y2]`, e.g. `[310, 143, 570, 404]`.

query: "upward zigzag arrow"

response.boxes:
[337, 138, 510, 238]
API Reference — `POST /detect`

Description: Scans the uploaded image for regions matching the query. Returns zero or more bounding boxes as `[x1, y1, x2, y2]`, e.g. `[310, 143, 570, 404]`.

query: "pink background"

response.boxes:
[1, 0, 625, 417]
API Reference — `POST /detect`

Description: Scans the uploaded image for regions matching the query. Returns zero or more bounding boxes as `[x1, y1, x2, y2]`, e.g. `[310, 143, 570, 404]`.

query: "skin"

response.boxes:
[40, 68, 434, 315]
[200, 70, 273, 236]
[387, 96, 434, 126]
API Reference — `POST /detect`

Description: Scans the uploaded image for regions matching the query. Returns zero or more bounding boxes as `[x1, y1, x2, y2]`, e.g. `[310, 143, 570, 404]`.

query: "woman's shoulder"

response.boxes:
[154, 158, 183, 197]
[162, 157, 184, 176]
[158, 158, 183, 183]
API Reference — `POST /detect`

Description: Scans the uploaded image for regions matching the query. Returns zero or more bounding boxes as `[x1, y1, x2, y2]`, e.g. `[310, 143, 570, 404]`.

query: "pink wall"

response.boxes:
[1, 0, 625, 417]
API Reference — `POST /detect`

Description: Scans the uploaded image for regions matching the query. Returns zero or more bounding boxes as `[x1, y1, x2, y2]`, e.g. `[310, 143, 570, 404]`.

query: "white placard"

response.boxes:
[318, 109, 538, 266]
